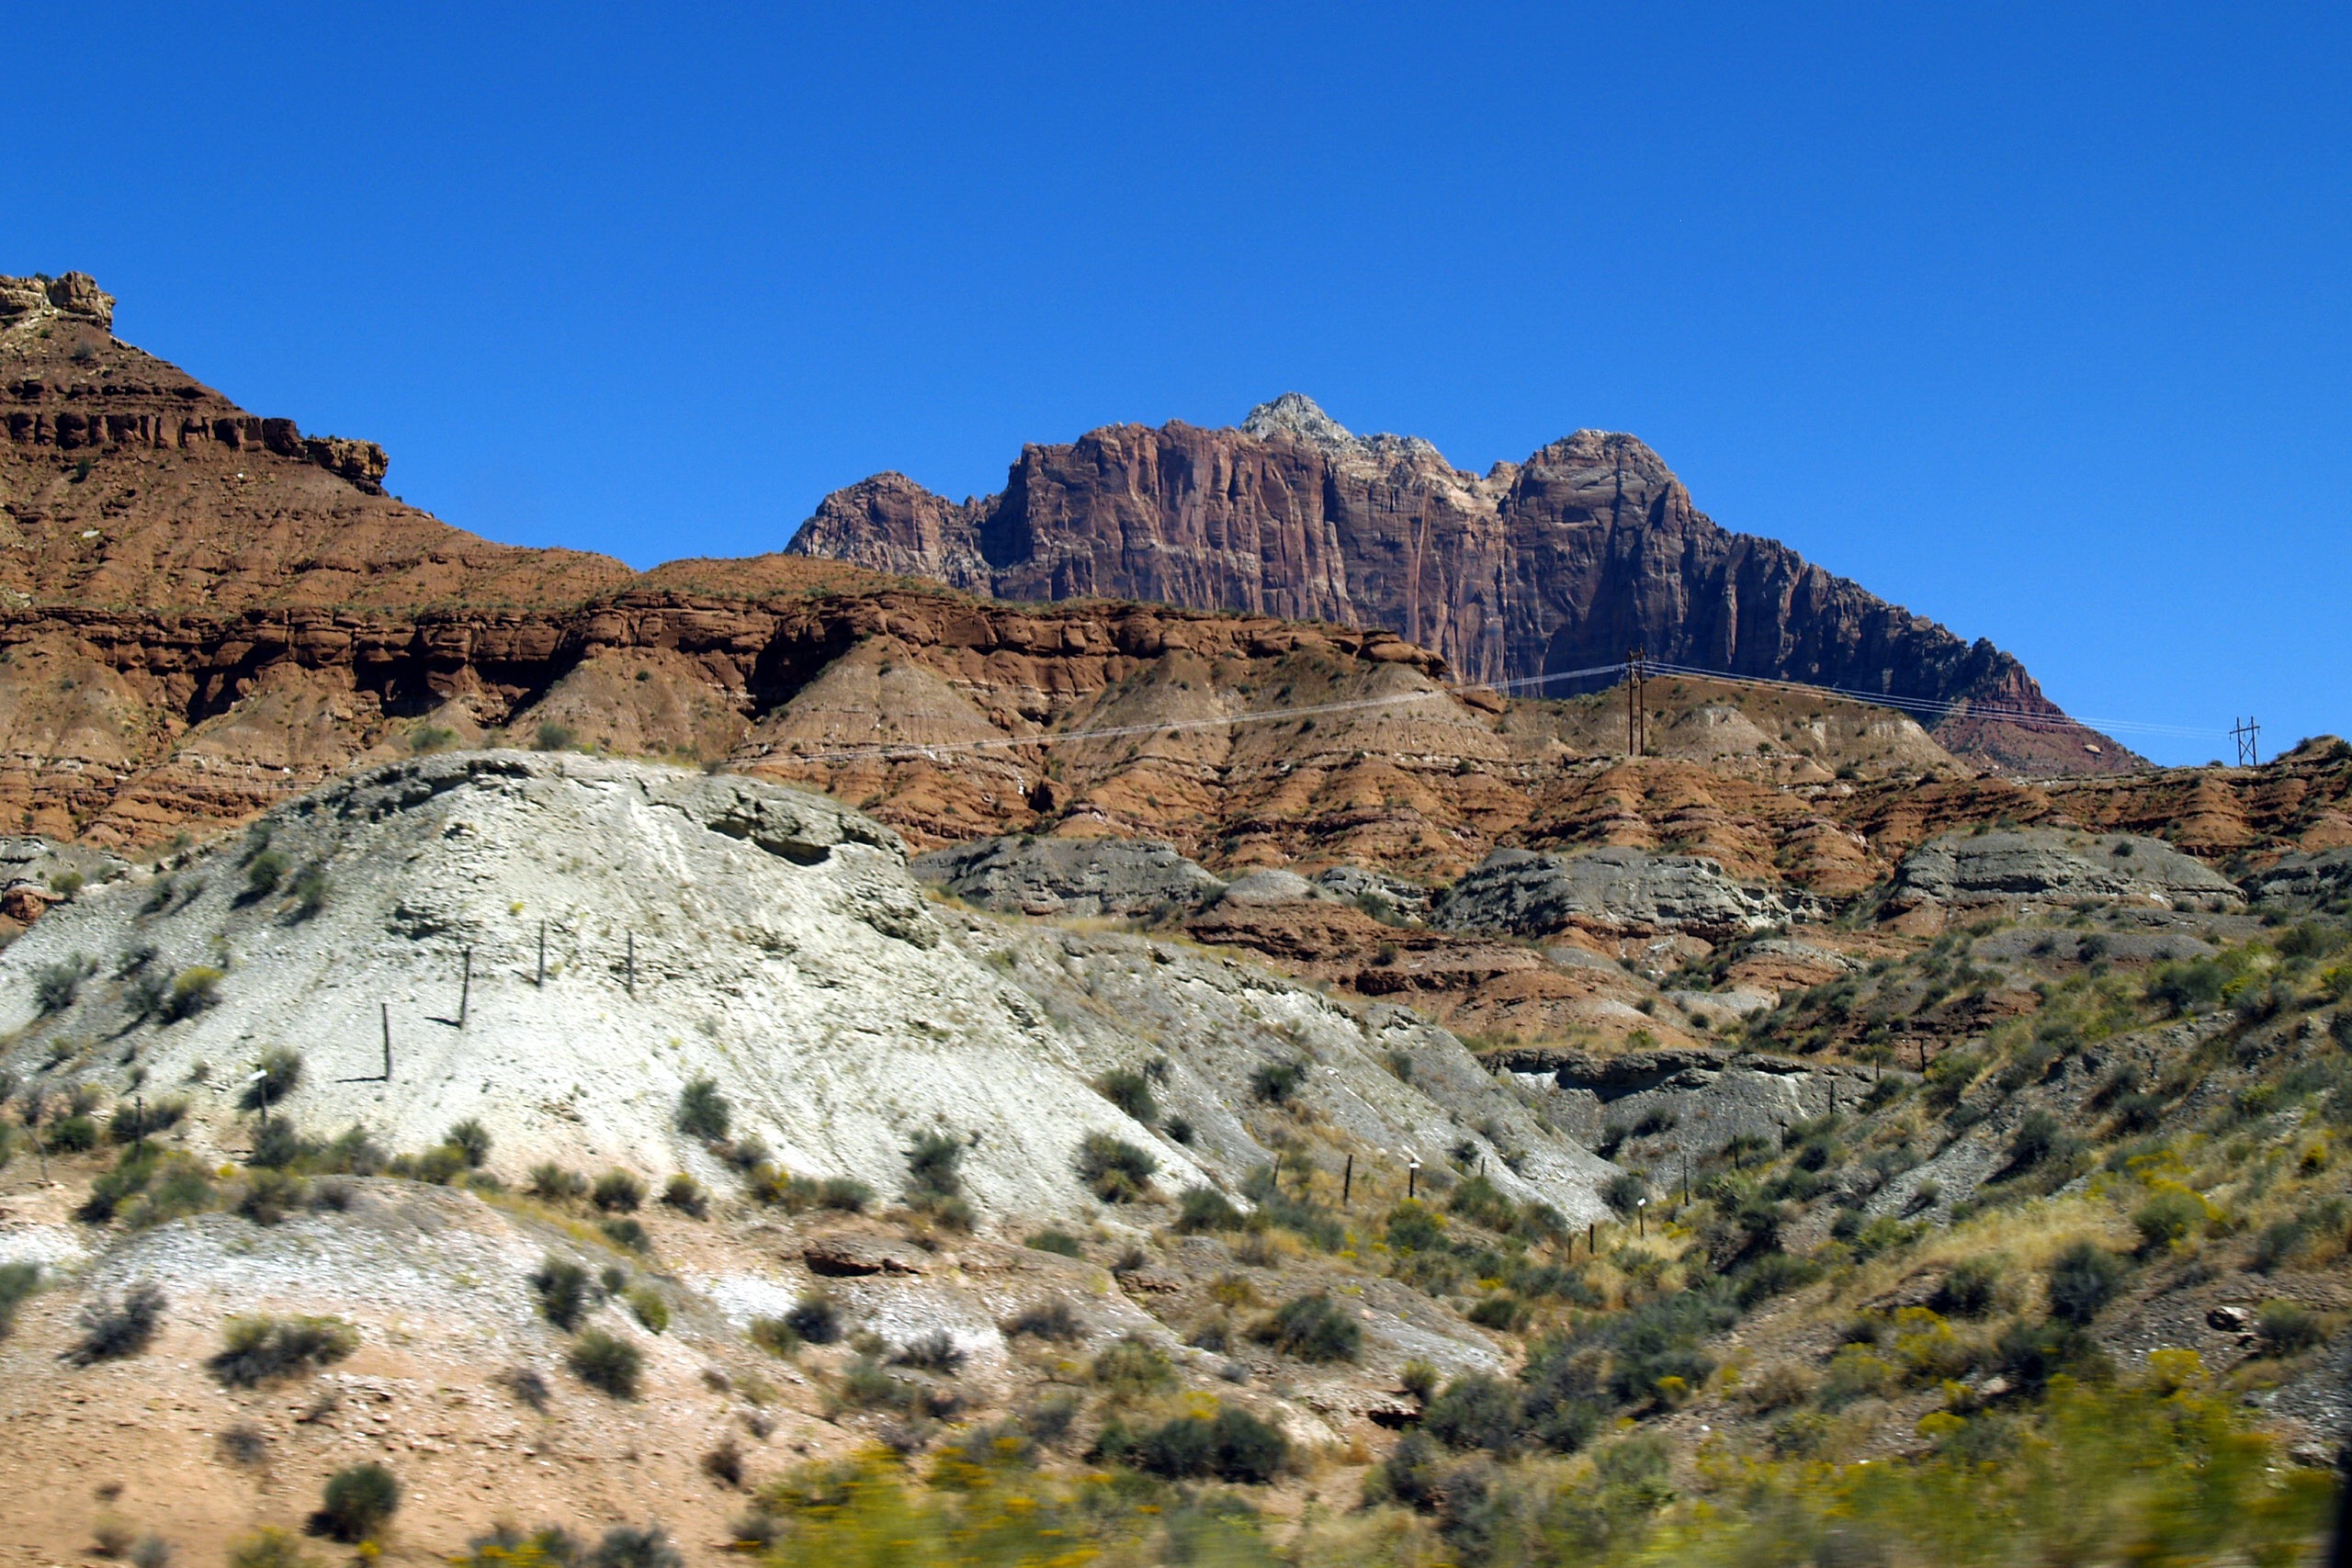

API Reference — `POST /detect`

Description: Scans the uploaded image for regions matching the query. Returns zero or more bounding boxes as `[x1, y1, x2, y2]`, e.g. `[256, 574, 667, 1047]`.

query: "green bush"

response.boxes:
[1423, 1372, 1525, 1454]
[527, 1162, 586, 1201]
[241, 1047, 301, 1109]
[535, 722, 576, 751]
[1109, 1404, 1289, 1483]
[1931, 1255, 2007, 1318]
[1257, 1292, 1361, 1362]
[569, 1328, 642, 1397]
[592, 1169, 645, 1212]
[313, 1461, 400, 1542]
[751, 1316, 801, 1357]
[676, 1077, 731, 1142]
[162, 966, 224, 1021]
[2132, 1188, 2205, 1253]
[1250, 1058, 1307, 1105]
[1074, 1132, 1158, 1201]
[242, 849, 289, 903]
[1095, 1068, 1158, 1126]
[601, 1217, 650, 1254]
[32, 958, 85, 1014]
[209, 1314, 358, 1386]
[1001, 1299, 1082, 1342]
[904, 1128, 966, 1201]
[288, 863, 331, 920]
[44, 1113, 98, 1153]
[2046, 1241, 2127, 1325]
[236, 1168, 308, 1224]
[2255, 1298, 2325, 1356]
[1175, 1187, 1246, 1232]
[1090, 1334, 1176, 1395]
[447, 1118, 492, 1168]
[661, 1173, 707, 1217]
[785, 1292, 842, 1346]
[532, 1257, 593, 1330]
[0, 1260, 40, 1338]
[1601, 1170, 1649, 1216]
[627, 1287, 669, 1334]
[1023, 1229, 1083, 1258]
[68, 1283, 166, 1364]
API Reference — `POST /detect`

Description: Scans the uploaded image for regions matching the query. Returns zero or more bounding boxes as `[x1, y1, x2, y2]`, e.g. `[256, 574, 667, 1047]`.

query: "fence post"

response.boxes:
[459, 947, 471, 1027]
[381, 1003, 392, 1081]
[627, 931, 636, 998]
[537, 920, 548, 987]
[1342, 1153, 1353, 1207]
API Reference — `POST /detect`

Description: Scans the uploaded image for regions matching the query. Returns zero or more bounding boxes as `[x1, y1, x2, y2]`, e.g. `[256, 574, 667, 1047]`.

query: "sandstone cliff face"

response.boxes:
[785, 395, 2131, 776]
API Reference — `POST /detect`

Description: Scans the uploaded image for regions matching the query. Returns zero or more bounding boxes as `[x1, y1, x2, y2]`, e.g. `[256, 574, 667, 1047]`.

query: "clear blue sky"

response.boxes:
[13, 4, 2346, 765]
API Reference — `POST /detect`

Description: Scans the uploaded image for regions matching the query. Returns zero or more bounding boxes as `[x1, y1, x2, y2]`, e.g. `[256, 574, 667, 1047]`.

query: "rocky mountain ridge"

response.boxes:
[785, 393, 2130, 775]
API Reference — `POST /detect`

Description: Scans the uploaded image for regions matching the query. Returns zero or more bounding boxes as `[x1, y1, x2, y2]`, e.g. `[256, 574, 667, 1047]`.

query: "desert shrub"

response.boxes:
[1423, 1373, 1525, 1454]
[1074, 1132, 1158, 1201]
[527, 1162, 586, 1201]
[570, 1328, 643, 1397]
[814, 1176, 873, 1213]
[676, 1077, 731, 1141]
[534, 722, 576, 751]
[312, 1461, 399, 1542]
[122, 969, 169, 1021]
[838, 1356, 910, 1410]
[107, 1097, 187, 1145]
[601, 1217, 650, 1253]
[33, 958, 85, 1014]
[226, 1528, 317, 1568]
[592, 1169, 645, 1212]
[1466, 1295, 1527, 1331]
[1002, 1299, 1082, 1342]
[245, 1118, 306, 1172]
[2046, 1241, 2127, 1325]
[892, 1330, 966, 1373]
[704, 1436, 746, 1487]
[1175, 1187, 1246, 1233]
[1256, 1292, 1360, 1362]
[1931, 1255, 2007, 1318]
[750, 1316, 801, 1357]
[44, 1113, 98, 1152]
[1095, 1068, 1158, 1125]
[68, 1283, 164, 1363]
[582, 1525, 682, 1567]
[784, 1292, 842, 1346]
[1163, 1115, 1195, 1145]
[2149, 957, 2229, 1015]
[209, 1314, 358, 1386]
[235, 1168, 308, 1224]
[1250, 1058, 1308, 1105]
[2132, 1186, 2207, 1253]
[661, 1173, 707, 1217]
[2255, 1298, 2326, 1356]
[1601, 1170, 1649, 1216]
[1736, 1359, 1817, 1414]
[446, 1118, 492, 1168]
[288, 863, 331, 921]
[218, 1421, 269, 1466]
[241, 849, 292, 907]
[0, 1260, 40, 1337]
[1104, 1404, 1289, 1483]
[160, 965, 224, 1021]
[241, 1047, 301, 1109]
[904, 1127, 965, 1204]
[1091, 1334, 1176, 1395]
[627, 1287, 669, 1334]
[532, 1257, 593, 1330]
[1734, 1251, 1824, 1308]
[1023, 1229, 1083, 1258]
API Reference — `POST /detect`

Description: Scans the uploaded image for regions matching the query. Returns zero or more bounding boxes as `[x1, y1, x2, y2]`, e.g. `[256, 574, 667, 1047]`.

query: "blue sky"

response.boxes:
[12, 4, 2346, 765]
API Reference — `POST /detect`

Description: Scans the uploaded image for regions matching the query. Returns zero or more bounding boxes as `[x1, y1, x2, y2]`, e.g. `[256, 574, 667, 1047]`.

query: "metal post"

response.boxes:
[627, 931, 636, 998]
[134, 1094, 146, 1156]
[381, 1003, 392, 1081]
[1342, 1154, 1353, 1207]
[537, 920, 547, 987]
[1408, 1158, 1419, 1201]
[1638, 1198, 1647, 1238]
[1588, 1220, 1596, 1256]
[459, 947, 471, 1027]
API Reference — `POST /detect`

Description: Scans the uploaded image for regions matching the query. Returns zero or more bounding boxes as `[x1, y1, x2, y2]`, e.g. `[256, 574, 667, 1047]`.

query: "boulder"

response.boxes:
[1434, 846, 1787, 940]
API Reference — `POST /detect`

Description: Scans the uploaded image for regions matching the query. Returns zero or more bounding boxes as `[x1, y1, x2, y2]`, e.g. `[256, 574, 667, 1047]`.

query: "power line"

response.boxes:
[756, 650, 2222, 771]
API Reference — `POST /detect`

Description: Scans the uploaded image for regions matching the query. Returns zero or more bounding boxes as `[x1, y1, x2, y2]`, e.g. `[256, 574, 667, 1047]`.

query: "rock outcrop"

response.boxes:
[1890, 829, 2245, 911]
[0, 750, 1620, 1223]
[911, 834, 1227, 919]
[1434, 846, 1792, 941]
[786, 394, 2133, 775]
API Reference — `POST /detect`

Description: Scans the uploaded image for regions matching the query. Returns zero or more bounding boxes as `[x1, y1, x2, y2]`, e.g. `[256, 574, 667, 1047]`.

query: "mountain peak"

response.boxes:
[1240, 391, 1357, 453]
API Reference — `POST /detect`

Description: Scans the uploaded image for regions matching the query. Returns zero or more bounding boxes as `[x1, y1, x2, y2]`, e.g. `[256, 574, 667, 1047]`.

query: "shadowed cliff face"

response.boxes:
[786, 397, 2133, 776]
